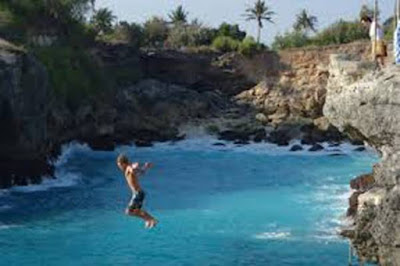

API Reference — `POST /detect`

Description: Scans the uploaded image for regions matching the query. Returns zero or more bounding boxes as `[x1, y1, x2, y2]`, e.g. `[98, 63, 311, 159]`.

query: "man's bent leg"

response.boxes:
[126, 208, 157, 226]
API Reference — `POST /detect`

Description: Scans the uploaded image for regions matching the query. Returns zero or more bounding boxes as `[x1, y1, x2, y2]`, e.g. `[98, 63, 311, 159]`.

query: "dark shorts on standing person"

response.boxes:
[128, 190, 145, 211]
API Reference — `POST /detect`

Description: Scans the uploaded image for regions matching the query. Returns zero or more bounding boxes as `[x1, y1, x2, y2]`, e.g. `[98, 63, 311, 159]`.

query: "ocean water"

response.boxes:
[0, 138, 378, 266]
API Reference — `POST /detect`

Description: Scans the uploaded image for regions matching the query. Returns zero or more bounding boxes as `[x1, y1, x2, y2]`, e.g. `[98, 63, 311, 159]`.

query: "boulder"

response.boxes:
[218, 130, 250, 142]
[350, 173, 375, 191]
[267, 129, 291, 146]
[309, 143, 324, 152]
[290, 145, 303, 152]
[253, 128, 266, 143]
[255, 113, 268, 124]
[354, 147, 366, 152]
[213, 142, 226, 146]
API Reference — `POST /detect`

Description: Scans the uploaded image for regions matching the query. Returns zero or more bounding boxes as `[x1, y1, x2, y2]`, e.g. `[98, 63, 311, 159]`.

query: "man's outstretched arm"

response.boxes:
[136, 162, 153, 176]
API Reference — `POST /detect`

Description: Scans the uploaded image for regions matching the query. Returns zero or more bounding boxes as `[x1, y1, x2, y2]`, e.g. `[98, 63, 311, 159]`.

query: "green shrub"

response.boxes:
[383, 17, 395, 41]
[272, 20, 369, 50]
[212, 36, 240, 53]
[33, 46, 110, 111]
[143, 16, 169, 48]
[312, 20, 368, 46]
[271, 31, 310, 50]
[239, 36, 264, 56]
[217, 23, 246, 41]
[102, 21, 144, 47]
[166, 23, 215, 48]
[2, 0, 92, 35]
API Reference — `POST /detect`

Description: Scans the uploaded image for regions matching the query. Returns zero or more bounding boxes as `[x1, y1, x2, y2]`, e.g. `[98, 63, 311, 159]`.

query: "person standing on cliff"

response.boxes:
[117, 154, 158, 229]
[361, 15, 387, 68]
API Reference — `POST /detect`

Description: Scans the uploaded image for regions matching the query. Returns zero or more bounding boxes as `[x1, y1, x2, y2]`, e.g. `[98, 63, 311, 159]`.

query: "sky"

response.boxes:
[95, 0, 395, 44]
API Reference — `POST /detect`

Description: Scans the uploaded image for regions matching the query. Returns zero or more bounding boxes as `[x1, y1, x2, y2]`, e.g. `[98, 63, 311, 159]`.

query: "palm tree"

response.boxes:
[244, 0, 275, 44]
[293, 9, 317, 34]
[91, 8, 116, 35]
[359, 4, 375, 20]
[168, 5, 188, 24]
[90, 0, 96, 12]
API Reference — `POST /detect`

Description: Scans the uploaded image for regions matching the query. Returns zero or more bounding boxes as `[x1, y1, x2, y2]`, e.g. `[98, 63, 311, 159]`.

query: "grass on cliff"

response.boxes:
[33, 46, 111, 110]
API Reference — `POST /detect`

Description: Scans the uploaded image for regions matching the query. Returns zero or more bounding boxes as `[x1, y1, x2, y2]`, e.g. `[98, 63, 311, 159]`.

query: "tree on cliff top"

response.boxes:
[293, 9, 317, 34]
[3, 0, 92, 29]
[168, 5, 188, 25]
[90, 7, 116, 35]
[243, 0, 274, 44]
[217, 23, 246, 41]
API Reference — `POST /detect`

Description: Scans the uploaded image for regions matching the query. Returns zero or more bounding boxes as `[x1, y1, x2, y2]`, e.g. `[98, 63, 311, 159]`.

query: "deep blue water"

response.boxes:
[0, 139, 377, 266]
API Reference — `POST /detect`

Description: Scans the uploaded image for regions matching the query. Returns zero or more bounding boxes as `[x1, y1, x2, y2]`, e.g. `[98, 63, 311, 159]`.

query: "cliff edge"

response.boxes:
[324, 54, 400, 265]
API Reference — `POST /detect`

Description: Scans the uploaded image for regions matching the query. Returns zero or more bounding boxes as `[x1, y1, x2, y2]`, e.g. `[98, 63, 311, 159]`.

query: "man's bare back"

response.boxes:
[117, 155, 158, 229]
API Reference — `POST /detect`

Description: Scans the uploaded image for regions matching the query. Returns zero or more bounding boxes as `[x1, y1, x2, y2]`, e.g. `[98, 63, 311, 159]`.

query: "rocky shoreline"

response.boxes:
[0, 41, 371, 189]
[324, 54, 400, 265]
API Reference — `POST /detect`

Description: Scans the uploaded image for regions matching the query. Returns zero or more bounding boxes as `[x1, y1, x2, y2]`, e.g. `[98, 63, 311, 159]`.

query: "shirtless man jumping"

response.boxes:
[117, 154, 158, 229]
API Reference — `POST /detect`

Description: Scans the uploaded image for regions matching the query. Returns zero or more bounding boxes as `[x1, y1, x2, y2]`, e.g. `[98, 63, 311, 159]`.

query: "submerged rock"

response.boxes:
[328, 142, 341, 147]
[329, 153, 345, 157]
[213, 142, 226, 146]
[354, 147, 366, 152]
[234, 140, 250, 145]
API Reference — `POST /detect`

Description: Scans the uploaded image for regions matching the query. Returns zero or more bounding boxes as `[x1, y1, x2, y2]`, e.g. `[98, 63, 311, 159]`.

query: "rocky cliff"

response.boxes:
[0, 41, 53, 188]
[233, 41, 372, 146]
[0, 40, 374, 189]
[236, 41, 372, 123]
[324, 54, 400, 265]
[0, 42, 256, 189]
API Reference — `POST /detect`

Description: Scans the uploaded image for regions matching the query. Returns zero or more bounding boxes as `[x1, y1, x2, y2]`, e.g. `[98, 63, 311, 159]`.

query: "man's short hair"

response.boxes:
[117, 154, 129, 165]
[361, 15, 372, 23]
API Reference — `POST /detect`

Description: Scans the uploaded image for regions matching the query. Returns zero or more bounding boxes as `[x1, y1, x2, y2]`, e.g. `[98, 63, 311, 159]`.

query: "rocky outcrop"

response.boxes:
[0, 41, 373, 188]
[47, 79, 230, 151]
[0, 42, 249, 188]
[235, 41, 372, 144]
[324, 54, 400, 265]
[0, 42, 54, 188]
[140, 50, 256, 96]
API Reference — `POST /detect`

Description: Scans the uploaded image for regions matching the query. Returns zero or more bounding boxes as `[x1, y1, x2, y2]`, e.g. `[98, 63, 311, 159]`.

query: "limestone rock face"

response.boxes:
[0, 43, 53, 188]
[235, 42, 373, 143]
[324, 54, 400, 265]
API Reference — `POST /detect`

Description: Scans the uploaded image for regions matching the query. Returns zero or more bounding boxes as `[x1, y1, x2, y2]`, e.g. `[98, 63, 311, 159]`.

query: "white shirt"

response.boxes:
[370, 21, 384, 41]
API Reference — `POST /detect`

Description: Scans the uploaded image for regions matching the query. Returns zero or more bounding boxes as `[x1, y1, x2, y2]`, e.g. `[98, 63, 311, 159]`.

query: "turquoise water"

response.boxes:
[0, 139, 377, 266]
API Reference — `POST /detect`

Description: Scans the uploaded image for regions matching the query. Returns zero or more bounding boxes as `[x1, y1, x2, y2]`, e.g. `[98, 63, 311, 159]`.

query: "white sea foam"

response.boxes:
[311, 190, 353, 242]
[0, 136, 376, 197]
[0, 223, 21, 230]
[53, 142, 93, 167]
[149, 136, 377, 157]
[254, 231, 292, 240]
[7, 172, 82, 193]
